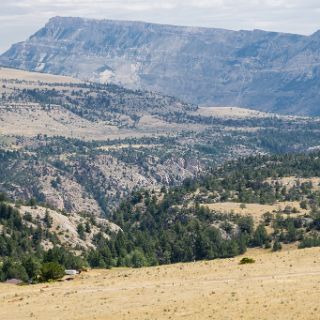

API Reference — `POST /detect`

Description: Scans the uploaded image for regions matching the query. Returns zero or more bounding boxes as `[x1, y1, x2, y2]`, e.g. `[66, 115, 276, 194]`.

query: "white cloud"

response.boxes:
[0, 0, 320, 53]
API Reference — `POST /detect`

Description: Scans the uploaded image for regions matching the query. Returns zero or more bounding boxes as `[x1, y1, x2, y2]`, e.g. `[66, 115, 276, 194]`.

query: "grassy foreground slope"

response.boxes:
[0, 247, 319, 320]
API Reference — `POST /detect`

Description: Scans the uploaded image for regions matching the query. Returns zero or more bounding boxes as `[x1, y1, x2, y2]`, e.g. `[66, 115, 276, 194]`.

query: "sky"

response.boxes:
[1, 0, 320, 53]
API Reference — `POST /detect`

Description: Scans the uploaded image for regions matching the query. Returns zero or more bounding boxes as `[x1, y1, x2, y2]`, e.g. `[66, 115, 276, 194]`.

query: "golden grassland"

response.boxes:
[196, 106, 307, 121]
[203, 201, 307, 224]
[196, 106, 271, 119]
[0, 67, 81, 84]
[1, 247, 320, 320]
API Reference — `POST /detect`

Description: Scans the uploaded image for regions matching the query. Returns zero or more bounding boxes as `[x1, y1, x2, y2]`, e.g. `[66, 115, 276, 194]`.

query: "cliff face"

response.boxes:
[1, 17, 320, 115]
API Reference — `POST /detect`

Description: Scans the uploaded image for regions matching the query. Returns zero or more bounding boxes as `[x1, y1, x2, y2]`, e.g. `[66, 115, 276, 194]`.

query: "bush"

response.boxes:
[131, 250, 147, 268]
[251, 225, 270, 247]
[43, 247, 84, 270]
[0, 193, 8, 202]
[22, 257, 41, 282]
[300, 200, 307, 210]
[239, 257, 255, 265]
[299, 234, 320, 249]
[272, 240, 282, 252]
[0, 268, 4, 282]
[262, 212, 273, 226]
[1, 259, 28, 282]
[238, 216, 254, 235]
[40, 262, 65, 282]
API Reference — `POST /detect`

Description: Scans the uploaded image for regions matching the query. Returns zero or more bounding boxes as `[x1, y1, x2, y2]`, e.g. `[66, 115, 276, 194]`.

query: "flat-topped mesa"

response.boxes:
[1, 16, 319, 115]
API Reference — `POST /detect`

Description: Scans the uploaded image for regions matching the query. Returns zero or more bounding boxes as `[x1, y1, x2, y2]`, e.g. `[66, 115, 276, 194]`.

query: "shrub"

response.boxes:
[0, 268, 4, 282]
[239, 257, 255, 265]
[251, 225, 270, 247]
[238, 216, 254, 235]
[300, 200, 307, 210]
[272, 240, 282, 251]
[1, 259, 28, 282]
[299, 234, 320, 249]
[131, 250, 147, 268]
[22, 257, 41, 282]
[262, 212, 273, 226]
[40, 262, 64, 282]
[23, 212, 33, 222]
[0, 193, 8, 202]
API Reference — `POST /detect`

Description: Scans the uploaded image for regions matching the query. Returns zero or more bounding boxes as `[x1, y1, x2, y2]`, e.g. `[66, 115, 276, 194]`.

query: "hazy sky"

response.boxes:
[1, 0, 320, 53]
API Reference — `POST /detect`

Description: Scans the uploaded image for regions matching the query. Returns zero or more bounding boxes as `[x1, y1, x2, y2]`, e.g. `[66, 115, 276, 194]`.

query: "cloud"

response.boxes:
[0, 0, 319, 53]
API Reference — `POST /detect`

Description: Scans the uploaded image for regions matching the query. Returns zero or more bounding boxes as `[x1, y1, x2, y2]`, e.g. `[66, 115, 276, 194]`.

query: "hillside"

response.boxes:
[2, 68, 320, 214]
[0, 67, 203, 211]
[2, 150, 320, 284]
[0, 66, 196, 138]
[1, 247, 319, 320]
[1, 17, 320, 115]
[105, 151, 320, 267]
[2, 69, 320, 278]
[0, 199, 119, 254]
[3, 118, 320, 215]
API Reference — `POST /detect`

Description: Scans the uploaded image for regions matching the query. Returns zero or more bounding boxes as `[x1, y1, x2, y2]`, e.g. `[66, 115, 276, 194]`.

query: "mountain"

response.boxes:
[1, 17, 320, 115]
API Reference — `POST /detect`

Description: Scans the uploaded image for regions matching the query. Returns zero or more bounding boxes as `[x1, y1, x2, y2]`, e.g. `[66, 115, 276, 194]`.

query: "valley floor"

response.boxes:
[1, 247, 320, 320]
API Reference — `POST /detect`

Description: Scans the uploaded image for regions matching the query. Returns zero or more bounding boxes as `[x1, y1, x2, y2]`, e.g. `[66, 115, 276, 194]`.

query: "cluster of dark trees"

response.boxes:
[0, 202, 82, 282]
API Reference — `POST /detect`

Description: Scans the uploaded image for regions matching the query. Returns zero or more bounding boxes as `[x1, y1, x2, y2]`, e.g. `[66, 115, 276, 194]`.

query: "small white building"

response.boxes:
[65, 270, 78, 276]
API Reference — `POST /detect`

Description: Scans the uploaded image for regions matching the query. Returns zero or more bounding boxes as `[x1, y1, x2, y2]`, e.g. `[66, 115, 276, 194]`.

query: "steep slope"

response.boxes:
[0, 202, 119, 251]
[1, 17, 320, 115]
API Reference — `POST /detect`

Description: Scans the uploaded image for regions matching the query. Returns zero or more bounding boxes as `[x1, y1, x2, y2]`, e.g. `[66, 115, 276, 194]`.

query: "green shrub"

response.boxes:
[239, 257, 255, 265]
[272, 240, 282, 252]
[299, 234, 320, 249]
[22, 257, 41, 282]
[251, 225, 270, 247]
[0, 193, 8, 202]
[131, 250, 147, 268]
[1, 259, 28, 282]
[40, 262, 64, 282]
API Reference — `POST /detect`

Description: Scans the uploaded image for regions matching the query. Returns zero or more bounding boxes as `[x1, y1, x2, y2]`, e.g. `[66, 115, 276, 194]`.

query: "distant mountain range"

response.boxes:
[1, 16, 320, 115]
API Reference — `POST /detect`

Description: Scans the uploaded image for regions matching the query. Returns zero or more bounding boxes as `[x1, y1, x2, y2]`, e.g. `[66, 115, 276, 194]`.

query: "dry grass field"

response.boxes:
[0, 67, 81, 84]
[1, 247, 319, 320]
[203, 201, 307, 224]
[196, 106, 272, 119]
[196, 106, 307, 121]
